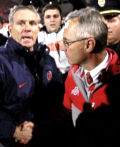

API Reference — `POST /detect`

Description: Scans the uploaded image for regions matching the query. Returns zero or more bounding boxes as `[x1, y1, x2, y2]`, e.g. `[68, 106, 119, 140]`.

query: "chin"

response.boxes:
[23, 43, 32, 47]
[49, 28, 57, 32]
[68, 61, 73, 65]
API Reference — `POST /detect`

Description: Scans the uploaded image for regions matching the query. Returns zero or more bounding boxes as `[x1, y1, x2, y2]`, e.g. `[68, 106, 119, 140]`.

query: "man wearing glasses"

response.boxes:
[63, 7, 120, 146]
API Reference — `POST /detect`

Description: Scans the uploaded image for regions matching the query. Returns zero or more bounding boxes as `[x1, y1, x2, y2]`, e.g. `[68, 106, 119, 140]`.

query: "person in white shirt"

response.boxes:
[38, 2, 70, 78]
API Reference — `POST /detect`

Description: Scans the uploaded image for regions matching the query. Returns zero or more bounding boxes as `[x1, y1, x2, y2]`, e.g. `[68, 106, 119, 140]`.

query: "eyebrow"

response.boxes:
[63, 37, 71, 41]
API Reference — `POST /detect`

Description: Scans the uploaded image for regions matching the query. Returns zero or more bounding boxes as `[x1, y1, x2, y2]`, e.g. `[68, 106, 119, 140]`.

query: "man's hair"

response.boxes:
[8, 5, 40, 25]
[65, 7, 108, 52]
[42, 2, 62, 17]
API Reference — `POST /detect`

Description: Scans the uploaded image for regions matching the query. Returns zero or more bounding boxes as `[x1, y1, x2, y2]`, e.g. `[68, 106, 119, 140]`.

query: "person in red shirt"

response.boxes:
[63, 6, 120, 146]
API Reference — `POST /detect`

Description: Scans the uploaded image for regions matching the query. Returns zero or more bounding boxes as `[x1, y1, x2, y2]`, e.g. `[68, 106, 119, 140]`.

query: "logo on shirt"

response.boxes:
[47, 71, 52, 81]
[71, 86, 79, 96]
[19, 82, 27, 88]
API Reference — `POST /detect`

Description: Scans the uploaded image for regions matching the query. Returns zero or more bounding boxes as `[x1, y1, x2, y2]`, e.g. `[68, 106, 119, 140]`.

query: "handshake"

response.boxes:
[14, 121, 34, 144]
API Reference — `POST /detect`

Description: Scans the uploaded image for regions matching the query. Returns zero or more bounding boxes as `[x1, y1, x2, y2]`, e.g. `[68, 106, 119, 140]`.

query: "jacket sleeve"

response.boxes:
[0, 110, 16, 139]
[63, 71, 72, 111]
[0, 62, 17, 139]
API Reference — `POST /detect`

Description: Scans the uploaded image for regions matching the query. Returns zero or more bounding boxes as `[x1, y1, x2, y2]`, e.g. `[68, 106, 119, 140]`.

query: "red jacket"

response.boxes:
[63, 48, 120, 112]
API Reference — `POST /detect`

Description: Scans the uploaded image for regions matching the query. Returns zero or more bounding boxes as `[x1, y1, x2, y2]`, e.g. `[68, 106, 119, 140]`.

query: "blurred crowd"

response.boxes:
[0, 0, 93, 22]
[0, 0, 93, 45]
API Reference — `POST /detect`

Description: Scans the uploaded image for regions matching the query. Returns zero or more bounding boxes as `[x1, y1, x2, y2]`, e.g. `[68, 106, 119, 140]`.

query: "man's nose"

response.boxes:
[25, 22, 31, 28]
[24, 22, 31, 29]
[50, 16, 55, 21]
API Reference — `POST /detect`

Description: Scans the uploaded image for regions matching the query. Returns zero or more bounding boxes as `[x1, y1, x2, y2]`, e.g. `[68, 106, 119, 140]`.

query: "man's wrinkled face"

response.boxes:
[9, 9, 39, 51]
[44, 9, 62, 33]
[63, 19, 87, 65]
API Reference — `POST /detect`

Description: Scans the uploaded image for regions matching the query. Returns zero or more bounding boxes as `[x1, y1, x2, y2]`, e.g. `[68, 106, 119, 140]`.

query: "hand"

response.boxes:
[14, 121, 34, 144]
[20, 121, 34, 144]
[22, 121, 34, 130]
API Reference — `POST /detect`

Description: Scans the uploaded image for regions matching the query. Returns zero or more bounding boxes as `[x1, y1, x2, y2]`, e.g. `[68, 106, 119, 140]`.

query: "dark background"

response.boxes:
[0, 0, 94, 22]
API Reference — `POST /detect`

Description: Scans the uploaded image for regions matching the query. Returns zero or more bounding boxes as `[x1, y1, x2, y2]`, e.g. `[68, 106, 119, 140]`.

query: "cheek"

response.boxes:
[110, 25, 119, 35]
[68, 50, 81, 64]
[44, 19, 49, 26]
[71, 47, 84, 60]
[67, 48, 79, 59]
[11, 28, 21, 40]
[111, 21, 119, 28]
[56, 18, 61, 24]
[114, 23, 120, 31]
[34, 29, 39, 38]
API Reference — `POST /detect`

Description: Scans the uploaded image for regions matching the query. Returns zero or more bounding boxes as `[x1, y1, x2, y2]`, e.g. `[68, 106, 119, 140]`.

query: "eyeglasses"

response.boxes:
[63, 38, 88, 47]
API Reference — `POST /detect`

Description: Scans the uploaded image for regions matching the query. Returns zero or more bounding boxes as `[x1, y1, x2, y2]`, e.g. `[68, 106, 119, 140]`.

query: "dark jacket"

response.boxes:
[0, 37, 65, 146]
[75, 73, 120, 147]
[107, 42, 120, 58]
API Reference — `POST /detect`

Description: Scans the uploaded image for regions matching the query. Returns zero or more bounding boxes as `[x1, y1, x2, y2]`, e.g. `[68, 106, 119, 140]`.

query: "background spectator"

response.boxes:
[91, 0, 120, 57]
[38, 2, 70, 81]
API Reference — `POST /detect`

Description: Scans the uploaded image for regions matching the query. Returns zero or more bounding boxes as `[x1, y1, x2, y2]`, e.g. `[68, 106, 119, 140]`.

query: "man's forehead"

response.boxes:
[44, 9, 60, 15]
[13, 10, 37, 19]
[14, 9, 36, 16]
[64, 18, 78, 29]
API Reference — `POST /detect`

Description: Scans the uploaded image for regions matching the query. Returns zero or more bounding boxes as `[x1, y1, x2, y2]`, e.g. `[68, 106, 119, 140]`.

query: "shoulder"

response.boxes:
[37, 43, 50, 55]
[38, 27, 47, 43]
[0, 44, 8, 59]
[38, 26, 47, 35]
[0, 44, 6, 52]
[68, 65, 79, 76]
[37, 43, 54, 64]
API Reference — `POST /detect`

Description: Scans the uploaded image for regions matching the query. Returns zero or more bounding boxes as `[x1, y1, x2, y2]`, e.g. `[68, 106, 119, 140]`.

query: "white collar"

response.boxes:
[84, 51, 109, 81]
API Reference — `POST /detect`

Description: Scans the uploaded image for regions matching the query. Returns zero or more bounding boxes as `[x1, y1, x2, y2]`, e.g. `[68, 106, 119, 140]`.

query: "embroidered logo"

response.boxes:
[71, 86, 79, 96]
[98, 0, 105, 7]
[19, 82, 27, 88]
[91, 102, 95, 108]
[47, 71, 52, 81]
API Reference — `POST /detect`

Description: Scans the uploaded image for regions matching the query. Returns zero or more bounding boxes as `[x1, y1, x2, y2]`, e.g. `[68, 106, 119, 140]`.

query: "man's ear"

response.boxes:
[8, 25, 12, 35]
[86, 38, 96, 53]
